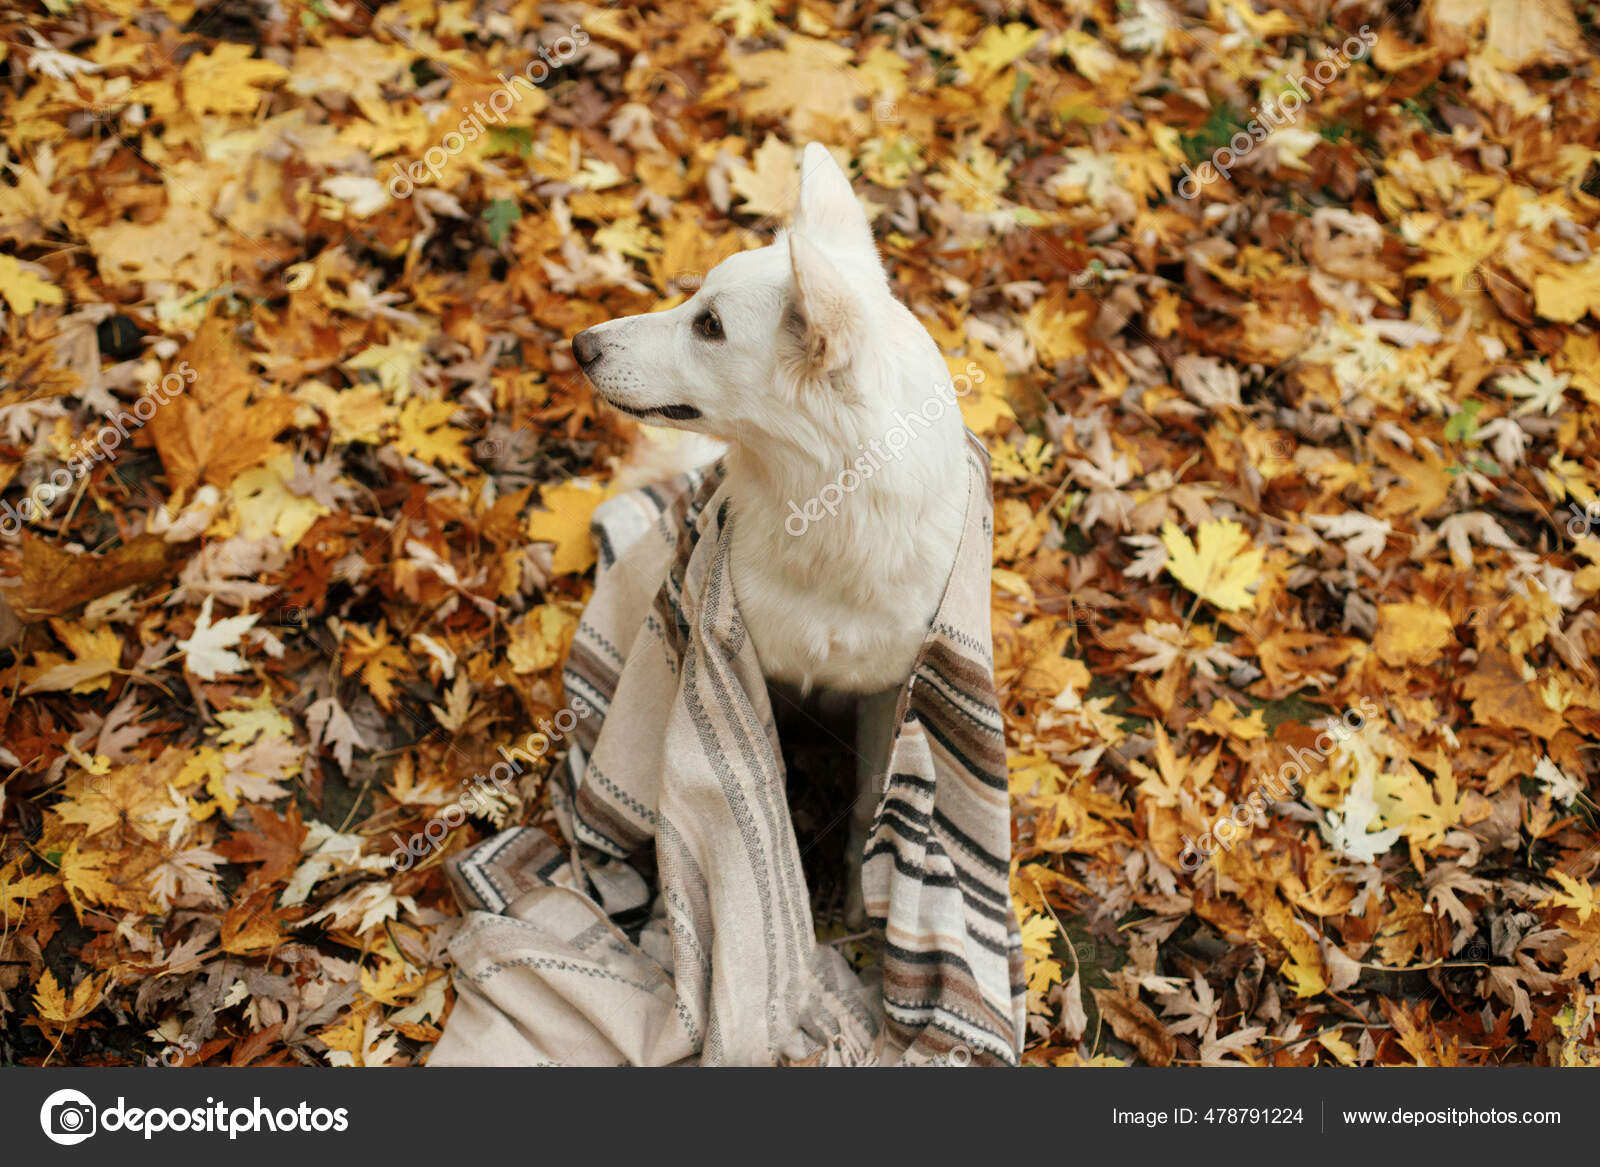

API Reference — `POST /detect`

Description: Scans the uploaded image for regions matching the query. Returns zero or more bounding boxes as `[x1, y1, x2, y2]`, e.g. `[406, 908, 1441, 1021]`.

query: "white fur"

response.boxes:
[575, 143, 968, 697]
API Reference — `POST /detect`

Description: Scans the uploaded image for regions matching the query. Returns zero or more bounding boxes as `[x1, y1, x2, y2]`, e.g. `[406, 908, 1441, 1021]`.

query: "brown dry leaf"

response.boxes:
[220, 890, 290, 955]
[1092, 987, 1176, 1066]
[145, 315, 299, 496]
[1461, 652, 1567, 739]
[4, 531, 192, 622]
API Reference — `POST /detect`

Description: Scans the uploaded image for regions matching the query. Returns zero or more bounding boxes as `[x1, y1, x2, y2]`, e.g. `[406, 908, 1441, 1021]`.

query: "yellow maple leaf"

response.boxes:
[360, 950, 422, 1006]
[650, 206, 745, 294]
[712, 0, 777, 38]
[33, 968, 106, 1025]
[1019, 911, 1059, 961]
[394, 398, 472, 469]
[950, 356, 1014, 435]
[1560, 328, 1600, 406]
[0, 252, 64, 313]
[508, 604, 579, 675]
[296, 381, 395, 444]
[1129, 724, 1219, 808]
[1264, 900, 1327, 997]
[1160, 519, 1264, 612]
[1009, 751, 1069, 799]
[1376, 756, 1463, 864]
[179, 42, 289, 115]
[1189, 699, 1269, 740]
[526, 480, 608, 575]
[1060, 28, 1122, 83]
[1405, 215, 1501, 293]
[729, 36, 870, 141]
[990, 433, 1054, 481]
[23, 619, 122, 695]
[56, 841, 123, 921]
[315, 1005, 373, 1064]
[1318, 1030, 1360, 1066]
[0, 857, 55, 922]
[591, 217, 660, 261]
[347, 341, 425, 401]
[730, 135, 799, 220]
[178, 746, 233, 809]
[1023, 296, 1090, 366]
[961, 22, 1042, 80]
[927, 140, 1014, 214]
[1546, 871, 1599, 924]
[342, 624, 410, 711]
[214, 692, 295, 747]
[1018, 907, 1066, 998]
[1280, 954, 1328, 998]
[1556, 917, 1600, 980]
[53, 765, 171, 841]
[232, 456, 329, 550]
[1533, 257, 1600, 323]
[1373, 601, 1455, 667]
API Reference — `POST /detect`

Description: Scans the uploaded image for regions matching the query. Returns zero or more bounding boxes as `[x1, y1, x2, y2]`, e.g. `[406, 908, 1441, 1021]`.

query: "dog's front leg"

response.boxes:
[844, 686, 898, 928]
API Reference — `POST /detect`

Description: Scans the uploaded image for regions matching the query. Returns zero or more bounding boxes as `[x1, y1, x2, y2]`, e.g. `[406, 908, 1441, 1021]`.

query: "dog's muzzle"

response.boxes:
[572, 328, 601, 368]
[572, 327, 702, 421]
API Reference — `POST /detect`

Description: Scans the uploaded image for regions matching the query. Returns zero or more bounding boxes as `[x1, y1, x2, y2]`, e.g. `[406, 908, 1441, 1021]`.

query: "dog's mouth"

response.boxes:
[602, 398, 703, 422]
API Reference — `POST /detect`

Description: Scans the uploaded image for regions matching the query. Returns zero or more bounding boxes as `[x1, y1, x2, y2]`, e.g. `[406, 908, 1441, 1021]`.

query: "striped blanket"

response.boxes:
[428, 433, 1024, 1066]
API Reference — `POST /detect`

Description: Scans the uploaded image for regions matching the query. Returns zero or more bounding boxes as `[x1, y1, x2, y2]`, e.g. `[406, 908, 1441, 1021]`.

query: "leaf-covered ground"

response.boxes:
[3, 0, 1600, 1067]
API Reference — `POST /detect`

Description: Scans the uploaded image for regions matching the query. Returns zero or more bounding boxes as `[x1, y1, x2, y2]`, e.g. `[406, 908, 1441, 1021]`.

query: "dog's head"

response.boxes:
[572, 144, 901, 442]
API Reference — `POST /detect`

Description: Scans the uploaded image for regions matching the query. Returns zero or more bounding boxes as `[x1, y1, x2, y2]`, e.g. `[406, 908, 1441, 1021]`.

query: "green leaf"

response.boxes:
[1444, 399, 1482, 443]
[482, 199, 521, 245]
[486, 127, 534, 158]
[1009, 69, 1033, 122]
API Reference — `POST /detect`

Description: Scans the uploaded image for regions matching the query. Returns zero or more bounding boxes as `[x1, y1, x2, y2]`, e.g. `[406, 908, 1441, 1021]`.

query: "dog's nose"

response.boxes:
[572, 329, 601, 368]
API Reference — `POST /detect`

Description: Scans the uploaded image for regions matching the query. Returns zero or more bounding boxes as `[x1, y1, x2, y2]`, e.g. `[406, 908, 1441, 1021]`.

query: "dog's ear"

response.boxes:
[792, 143, 877, 263]
[789, 232, 864, 373]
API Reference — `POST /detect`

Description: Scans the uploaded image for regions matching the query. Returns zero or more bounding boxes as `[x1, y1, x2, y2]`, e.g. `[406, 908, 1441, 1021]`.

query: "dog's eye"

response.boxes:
[695, 310, 724, 341]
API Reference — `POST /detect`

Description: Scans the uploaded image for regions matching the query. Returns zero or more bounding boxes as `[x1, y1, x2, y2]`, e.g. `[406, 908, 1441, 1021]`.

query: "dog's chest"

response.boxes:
[728, 502, 958, 694]
[736, 574, 925, 692]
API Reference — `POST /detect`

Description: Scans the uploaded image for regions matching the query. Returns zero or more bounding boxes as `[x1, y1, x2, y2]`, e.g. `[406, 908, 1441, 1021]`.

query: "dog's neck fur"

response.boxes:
[724, 310, 969, 695]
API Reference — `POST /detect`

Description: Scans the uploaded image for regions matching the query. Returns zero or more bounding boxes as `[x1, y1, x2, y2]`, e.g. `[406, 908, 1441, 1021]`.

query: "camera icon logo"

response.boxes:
[39, 1088, 97, 1145]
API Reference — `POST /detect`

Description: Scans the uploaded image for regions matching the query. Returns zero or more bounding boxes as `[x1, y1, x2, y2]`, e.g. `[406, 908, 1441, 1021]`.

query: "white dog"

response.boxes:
[572, 144, 969, 922]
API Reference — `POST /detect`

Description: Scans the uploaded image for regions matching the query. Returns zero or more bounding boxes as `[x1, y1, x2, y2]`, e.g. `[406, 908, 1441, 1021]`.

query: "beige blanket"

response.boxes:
[428, 433, 1024, 1066]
